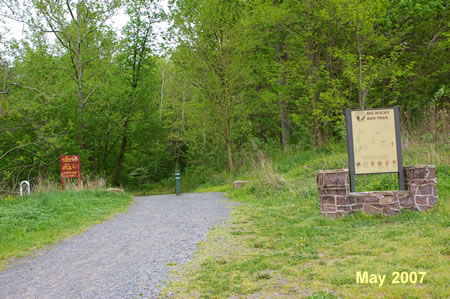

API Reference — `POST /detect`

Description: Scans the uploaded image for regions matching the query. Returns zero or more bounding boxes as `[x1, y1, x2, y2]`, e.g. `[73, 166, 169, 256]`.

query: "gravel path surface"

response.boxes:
[0, 192, 233, 299]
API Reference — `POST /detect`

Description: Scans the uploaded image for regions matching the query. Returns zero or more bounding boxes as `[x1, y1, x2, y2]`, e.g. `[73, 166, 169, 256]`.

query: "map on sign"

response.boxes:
[351, 109, 398, 174]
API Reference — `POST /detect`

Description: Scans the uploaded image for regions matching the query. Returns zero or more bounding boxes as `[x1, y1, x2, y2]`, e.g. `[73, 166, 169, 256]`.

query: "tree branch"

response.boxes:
[9, 83, 49, 99]
[41, 12, 76, 55]
[0, 85, 11, 94]
[0, 141, 38, 161]
[83, 85, 99, 104]
[66, 0, 79, 26]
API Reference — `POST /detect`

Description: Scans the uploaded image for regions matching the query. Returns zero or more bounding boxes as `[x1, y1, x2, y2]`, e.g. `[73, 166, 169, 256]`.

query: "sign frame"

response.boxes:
[345, 106, 404, 192]
[60, 155, 81, 191]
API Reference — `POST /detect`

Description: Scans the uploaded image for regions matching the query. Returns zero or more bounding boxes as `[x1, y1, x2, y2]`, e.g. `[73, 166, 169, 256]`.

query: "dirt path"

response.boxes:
[0, 192, 233, 299]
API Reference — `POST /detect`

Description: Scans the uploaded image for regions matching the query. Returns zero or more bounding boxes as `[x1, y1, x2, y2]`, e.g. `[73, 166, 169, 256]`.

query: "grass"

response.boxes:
[130, 177, 236, 196]
[162, 142, 449, 298]
[0, 190, 133, 271]
[191, 184, 235, 193]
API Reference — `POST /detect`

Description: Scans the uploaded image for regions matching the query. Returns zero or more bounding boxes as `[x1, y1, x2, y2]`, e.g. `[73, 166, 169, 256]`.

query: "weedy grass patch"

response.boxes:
[192, 184, 235, 193]
[0, 190, 133, 271]
[162, 144, 449, 298]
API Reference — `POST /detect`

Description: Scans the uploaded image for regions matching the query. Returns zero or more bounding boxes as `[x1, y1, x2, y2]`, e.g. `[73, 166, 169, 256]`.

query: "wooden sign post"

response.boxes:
[345, 106, 404, 192]
[60, 155, 81, 191]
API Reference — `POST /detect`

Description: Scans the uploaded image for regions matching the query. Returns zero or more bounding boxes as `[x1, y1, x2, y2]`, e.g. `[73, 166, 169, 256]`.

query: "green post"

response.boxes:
[175, 170, 181, 196]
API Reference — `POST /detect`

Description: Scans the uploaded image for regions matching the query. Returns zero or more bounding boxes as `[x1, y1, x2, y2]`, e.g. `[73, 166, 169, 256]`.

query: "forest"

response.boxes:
[0, 0, 448, 191]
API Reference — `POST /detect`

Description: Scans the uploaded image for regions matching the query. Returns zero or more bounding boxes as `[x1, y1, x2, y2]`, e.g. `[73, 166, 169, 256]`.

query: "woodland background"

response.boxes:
[0, 0, 448, 191]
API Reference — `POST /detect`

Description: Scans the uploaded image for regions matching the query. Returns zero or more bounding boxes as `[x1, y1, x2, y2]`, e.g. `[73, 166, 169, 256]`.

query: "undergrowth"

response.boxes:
[162, 142, 449, 298]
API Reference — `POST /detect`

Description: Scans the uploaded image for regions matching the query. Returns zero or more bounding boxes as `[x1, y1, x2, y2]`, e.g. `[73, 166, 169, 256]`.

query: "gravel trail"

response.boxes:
[0, 192, 233, 299]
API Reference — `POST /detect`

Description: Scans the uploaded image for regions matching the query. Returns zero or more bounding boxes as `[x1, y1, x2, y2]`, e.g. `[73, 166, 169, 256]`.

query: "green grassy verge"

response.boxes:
[162, 144, 449, 298]
[0, 190, 133, 271]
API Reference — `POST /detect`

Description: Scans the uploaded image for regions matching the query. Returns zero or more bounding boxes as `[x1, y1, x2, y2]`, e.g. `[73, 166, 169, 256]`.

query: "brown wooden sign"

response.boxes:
[60, 155, 81, 190]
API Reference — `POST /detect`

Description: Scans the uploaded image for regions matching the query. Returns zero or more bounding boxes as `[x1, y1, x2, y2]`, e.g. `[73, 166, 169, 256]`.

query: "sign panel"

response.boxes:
[60, 155, 81, 178]
[351, 109, 398, 174]
[345, 106, 404, 192]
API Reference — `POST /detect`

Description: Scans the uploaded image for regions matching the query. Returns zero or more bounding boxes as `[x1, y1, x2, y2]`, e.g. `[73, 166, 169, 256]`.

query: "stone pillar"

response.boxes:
[317, 165, 438, 218]
[404, 165, 438, 211]
[317, 169, 350, 217]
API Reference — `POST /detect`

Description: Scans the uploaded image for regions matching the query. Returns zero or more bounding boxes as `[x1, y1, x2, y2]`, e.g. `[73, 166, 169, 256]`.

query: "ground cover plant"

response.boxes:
[162, 143, 449, 298]
[0, 190, 133, 271]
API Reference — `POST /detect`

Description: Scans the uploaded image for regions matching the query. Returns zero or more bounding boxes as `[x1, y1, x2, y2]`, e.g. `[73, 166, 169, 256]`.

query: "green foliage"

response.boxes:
[164, 0, 448, 176]
[0, 0, 448, 191]
[0, 190, 133, 270]
[0, 1, 170, 189]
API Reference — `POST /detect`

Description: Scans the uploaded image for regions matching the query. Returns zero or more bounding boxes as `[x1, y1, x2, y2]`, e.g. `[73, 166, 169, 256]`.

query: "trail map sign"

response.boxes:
[60, 155, 81, 190]
[345, 106, 404, 192]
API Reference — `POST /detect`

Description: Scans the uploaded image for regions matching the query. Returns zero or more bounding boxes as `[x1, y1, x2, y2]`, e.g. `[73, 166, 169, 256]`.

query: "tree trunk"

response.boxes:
[175, 90, 186, 169]
[306, 33, 323, 147]
[223, 114, 233, 172]
[356, 12, 365, 110]
[77, 78, 85, 150]
[279, 99, 290, 146]
[226, 134, 233, 172]
[113, 118, 129, 186]
[160, 69, 165, 121]
[276, 40, 290, 147]
[311, 94, 322, 147]
[76, 1, 85, 150]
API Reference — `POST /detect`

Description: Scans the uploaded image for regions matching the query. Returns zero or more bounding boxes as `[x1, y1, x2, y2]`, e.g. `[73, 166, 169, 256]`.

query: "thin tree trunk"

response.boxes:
[279, 99, 289, 146]
[103, 139, 109, 176]
[181, 90, 185, 122]
[356, 11, 365, 110]
[276, 40, 290, 147]
[76, 0, 85, 150]
[160, 70, 165, 121]
[175, 90, 186, 169]
[102, 113, 113, 176]
[175, 142, 181, 169]
[225, 133, 233, 172]
[306, 34, 322, 147]
[311, 94, 322, 147]
[113, 118, 129, 186]
[77, 78, 84, 150]
[223, 101, 233, 172]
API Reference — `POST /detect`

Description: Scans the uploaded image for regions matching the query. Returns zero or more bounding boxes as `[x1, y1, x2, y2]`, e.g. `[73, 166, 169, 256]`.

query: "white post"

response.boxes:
[20, 181, 30, 196]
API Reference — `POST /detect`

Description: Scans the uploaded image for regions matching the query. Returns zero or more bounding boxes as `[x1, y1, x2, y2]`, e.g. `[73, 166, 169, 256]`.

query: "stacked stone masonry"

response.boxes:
[317, 165, 438, 218]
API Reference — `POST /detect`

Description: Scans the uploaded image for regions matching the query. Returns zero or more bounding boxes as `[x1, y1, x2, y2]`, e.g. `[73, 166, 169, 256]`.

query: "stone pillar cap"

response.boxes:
[404, 165, 436, 169]
[349, 190, 410, 196]
[316, 169, 348, 174]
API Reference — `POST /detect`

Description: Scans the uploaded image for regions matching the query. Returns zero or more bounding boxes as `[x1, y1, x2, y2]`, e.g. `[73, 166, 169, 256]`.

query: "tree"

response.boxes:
[0, 39, 79, 186]
[239, 0, 295, 147]
[111, 0, 164, 185]
[170, 0, 244, 172]
[2, 0, 122, 152]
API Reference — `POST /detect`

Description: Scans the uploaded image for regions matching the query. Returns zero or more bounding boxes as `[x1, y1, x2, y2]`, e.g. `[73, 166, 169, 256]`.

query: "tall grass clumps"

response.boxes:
[0, 190, 133, 271]
[248, 147, 286, 188]
[1, 176, 110, 198]
[32, 177, 108, 193]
